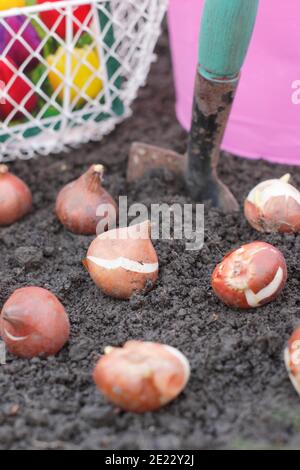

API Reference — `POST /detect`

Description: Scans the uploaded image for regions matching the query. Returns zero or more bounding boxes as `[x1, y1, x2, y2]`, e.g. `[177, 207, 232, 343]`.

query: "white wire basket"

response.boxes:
[0, 0, 168, 161]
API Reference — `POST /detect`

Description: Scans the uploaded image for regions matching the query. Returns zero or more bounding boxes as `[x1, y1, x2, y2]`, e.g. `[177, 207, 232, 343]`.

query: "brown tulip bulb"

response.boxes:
[0, 164, 32, 226]
[284, 326, 300, 397]
[244, 174, 300, 233]
[55, 164, 117, 235]
[0, 287, 70, 358]
[85, 220, 159, 299]
[93, 341, 190, 413]
[212, 241, 287, 309]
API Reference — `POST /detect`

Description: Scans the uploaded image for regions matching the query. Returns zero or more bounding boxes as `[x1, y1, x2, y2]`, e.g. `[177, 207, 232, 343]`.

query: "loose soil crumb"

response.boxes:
[1, 29, 300, 450]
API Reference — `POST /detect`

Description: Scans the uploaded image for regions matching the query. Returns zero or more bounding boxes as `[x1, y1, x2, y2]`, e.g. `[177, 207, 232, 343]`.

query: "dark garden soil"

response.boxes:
[1, 28, 300, 451]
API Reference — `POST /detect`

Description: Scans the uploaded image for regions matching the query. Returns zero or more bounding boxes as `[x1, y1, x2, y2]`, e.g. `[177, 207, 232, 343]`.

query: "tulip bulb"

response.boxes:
[285, 326, 300, 397]
[85, 220, 159, 299]
[0, 165, 32, 226]
[93, 340, 190, 413]
[211, 241, 287, 309]
[244, 174, 300, 233]
[56, 164, 117, 235]
[0, 287, 70, 358]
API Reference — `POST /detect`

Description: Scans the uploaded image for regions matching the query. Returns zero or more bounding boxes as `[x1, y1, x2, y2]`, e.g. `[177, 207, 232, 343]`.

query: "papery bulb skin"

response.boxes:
[211, 241, 287, 309]
[55, 164, 117, 235]
[244, 174, 300, 233]
[285, 326, 300, 397]
[93, 341, 190, 413]
[0, 165, 32, 226]
[85, 220, 159, 299]
[0, 287, 70, 358]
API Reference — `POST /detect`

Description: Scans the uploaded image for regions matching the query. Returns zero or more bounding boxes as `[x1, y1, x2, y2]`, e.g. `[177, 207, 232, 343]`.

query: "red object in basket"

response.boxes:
[37, 0, 91, 39]
[0, 58, 37, 120]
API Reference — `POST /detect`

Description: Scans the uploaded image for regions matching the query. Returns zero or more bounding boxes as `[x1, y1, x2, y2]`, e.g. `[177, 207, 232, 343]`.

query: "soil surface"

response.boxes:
[1, 29, 300, 451]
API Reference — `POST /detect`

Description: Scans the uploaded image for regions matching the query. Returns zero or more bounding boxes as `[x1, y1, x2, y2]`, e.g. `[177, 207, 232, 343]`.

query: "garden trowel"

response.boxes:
[127, 0, 259, 212]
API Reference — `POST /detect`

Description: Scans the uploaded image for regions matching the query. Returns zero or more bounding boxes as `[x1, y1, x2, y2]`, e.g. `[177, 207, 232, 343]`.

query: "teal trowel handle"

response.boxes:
[199, 0, 259, 82]
[185, 0, 259, 212]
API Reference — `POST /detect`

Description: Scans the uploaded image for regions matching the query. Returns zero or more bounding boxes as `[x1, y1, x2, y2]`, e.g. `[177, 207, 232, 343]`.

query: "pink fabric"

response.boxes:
[168, 0, 300, 165]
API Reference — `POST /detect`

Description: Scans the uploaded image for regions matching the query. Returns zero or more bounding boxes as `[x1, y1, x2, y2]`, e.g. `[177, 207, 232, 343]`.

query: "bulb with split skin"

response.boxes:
[244, 174, 300, 233]
[0, 287, 70, 358]
[284, 326, 300, 397]
[0, 165, 32, 226]
[211, 241, 287, 309]
[93, 340, 190, 413]
[55, 164, 117, 235]
[84, 220, 159, 299]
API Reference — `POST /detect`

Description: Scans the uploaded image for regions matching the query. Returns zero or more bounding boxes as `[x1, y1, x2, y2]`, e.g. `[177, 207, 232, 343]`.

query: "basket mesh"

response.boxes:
[0, 0, 167, 161]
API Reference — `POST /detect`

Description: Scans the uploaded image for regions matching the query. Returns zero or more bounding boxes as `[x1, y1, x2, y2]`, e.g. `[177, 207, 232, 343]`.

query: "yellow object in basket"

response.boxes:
[0, 0, 25, 9]
[47, 46, 103, 107]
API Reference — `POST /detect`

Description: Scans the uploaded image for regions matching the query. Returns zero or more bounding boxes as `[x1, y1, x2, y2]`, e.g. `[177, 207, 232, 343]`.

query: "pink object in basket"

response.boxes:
[168, 0, 300, 165]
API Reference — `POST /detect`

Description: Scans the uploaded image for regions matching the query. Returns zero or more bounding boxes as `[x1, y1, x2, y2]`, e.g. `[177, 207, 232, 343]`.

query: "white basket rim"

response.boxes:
[0, 0, 108, 18]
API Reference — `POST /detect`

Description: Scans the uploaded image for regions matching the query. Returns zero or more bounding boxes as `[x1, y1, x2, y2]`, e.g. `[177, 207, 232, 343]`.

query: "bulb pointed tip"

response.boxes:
[104, 346, 114, 355]
[0, 164, 9, 175]
[92, 164, 105, 176]
[281, 174, 291, 183]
